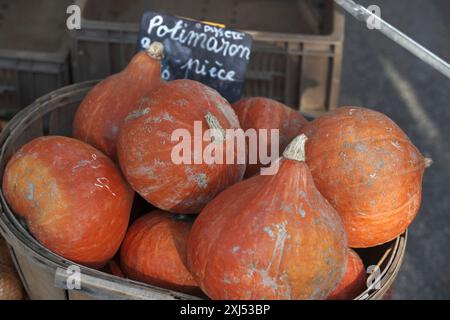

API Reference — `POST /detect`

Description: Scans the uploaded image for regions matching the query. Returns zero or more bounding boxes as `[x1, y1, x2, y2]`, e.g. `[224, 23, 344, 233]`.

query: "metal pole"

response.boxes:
[334, 0, 450, 80]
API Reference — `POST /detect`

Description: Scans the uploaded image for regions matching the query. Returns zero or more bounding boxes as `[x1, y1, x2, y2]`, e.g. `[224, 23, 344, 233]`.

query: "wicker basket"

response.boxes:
[0, 82, 406, 300]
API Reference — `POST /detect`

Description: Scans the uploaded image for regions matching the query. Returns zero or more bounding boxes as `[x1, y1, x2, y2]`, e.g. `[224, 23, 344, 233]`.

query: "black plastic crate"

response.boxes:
[0, 0, 72, 119]
[72, 0, 345, 116]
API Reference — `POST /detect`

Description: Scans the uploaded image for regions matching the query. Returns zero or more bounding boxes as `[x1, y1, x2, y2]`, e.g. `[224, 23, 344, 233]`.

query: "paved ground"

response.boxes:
[339, 0, 450, 299]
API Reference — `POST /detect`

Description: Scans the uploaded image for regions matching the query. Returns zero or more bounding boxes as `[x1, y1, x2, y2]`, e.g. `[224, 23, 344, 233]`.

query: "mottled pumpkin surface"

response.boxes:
[2, 136, 134, 268]
[187, 149, 347, 300]
[327, 248, 366, 300]
[301, 107, 426, 247]
[233, 97, 308, 177]
[73, 49, 164, 160]
[120, 211, 199, 295]
[118, 80, 246, 214]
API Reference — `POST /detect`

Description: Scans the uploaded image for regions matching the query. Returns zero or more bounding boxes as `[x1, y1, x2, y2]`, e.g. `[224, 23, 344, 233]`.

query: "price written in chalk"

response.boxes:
[137, 12, 253, 102]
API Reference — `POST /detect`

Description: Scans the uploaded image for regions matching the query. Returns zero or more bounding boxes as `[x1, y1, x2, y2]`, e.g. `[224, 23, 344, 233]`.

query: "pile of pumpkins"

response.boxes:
[2, 42, 429, 300]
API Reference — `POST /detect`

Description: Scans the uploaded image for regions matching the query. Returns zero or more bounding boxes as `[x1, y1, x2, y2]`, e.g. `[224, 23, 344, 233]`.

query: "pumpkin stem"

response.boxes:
[424, 157, 433, 168]
[283, 134, 308, 162]
[146, 42, 164, 60]
[205, 112, 226, 143]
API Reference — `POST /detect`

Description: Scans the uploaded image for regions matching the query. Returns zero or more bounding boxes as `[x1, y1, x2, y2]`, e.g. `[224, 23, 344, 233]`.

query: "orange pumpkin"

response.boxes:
[327, 249, 366, 300]
[301, 107, 429, 247]
[233, 97, 308, 177]
[2, 136, 134, 268]
[117, 80, 245, 214]
[187, 134, 347, 300]
[102, 259, 125, 278]
[73, 42, 165, 160]
[120, 210, 199, 295]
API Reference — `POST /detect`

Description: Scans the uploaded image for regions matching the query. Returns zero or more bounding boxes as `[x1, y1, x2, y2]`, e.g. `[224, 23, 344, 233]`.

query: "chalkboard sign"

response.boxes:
[137, 12, 253, 103]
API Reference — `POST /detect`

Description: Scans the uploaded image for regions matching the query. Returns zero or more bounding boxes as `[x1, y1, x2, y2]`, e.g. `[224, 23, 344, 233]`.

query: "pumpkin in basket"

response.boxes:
[300, 107, 430, 248]
[0, 238, 23, 300]
[2, 136, 134, 268]
[73, 42, 165, 160]
[233, 97, 308, 177]
[117, 80, 245, 214]
[327, 249, 367, 300]
[120, 211, 199, 295]
[187, 134, 348, 300]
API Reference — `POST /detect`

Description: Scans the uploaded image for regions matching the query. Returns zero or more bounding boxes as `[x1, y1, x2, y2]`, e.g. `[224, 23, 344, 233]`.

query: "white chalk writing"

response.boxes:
[147, 15, 251, 61]
[180, 59, 236, 81]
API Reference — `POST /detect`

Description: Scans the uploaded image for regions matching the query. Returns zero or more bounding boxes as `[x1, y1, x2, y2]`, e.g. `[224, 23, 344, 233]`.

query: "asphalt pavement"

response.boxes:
[339, 0, 450, 299]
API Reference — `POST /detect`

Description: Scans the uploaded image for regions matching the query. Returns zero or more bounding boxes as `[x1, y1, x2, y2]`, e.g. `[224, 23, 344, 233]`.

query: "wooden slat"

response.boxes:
[9, 248, 66, 300]
[299, 42, 331, 116]
[68, 290, 97, 300]
[48, 102, 79, 136]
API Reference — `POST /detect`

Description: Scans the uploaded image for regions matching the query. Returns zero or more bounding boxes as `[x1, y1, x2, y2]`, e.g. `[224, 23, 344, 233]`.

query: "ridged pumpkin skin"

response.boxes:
[233, 97, 308, 177]
[120, 211, 199, 294]
[73, 43, 165, 160]
[117, 79, 245, 214]
[2, 136, 134, 268]
[187, 135, 347, 300]
[327, 249, 366, 300]
[301, 107, 427, 248]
